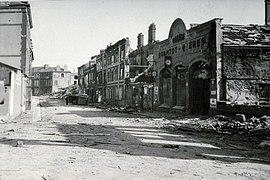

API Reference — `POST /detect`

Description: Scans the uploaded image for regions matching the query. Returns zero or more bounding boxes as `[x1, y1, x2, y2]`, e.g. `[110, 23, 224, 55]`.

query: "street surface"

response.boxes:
[0, 96, 269, 180]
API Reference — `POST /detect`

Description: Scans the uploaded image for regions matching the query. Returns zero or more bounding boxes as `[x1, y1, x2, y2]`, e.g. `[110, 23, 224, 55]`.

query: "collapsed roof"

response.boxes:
[222, 24, 270, 46]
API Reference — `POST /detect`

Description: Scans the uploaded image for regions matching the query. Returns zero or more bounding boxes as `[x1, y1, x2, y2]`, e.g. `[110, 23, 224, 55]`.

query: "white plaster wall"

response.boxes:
[9, 70, 23, 118]
[52, 72, 71, 92]
[0, 10, 23, 69]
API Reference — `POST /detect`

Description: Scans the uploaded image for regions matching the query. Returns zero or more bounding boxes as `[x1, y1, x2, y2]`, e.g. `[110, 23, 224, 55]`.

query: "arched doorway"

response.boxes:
[172, 65, 187, 107]
[189, 61, 210, 115]
[159, 69, 172, 106]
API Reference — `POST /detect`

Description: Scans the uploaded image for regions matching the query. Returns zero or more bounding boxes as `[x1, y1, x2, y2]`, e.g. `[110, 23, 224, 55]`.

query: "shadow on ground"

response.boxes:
[41, 97, 186, 119]
[16, 96, 268, 165]
[1, 123, 269, 165]
[56, 110, 150, 118]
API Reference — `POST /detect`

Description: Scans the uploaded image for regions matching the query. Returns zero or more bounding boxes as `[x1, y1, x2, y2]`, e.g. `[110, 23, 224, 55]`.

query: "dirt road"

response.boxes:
[0, 96, 269, 179]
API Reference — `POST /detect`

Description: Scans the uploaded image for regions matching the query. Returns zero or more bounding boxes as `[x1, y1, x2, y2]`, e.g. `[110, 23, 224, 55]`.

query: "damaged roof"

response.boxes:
[222, 24, 270, 46]
[32, 66, 69, 73]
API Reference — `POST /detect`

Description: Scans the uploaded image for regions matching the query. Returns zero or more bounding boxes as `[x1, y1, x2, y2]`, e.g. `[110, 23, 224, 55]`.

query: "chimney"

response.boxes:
[100, 49, 105, 54]
[266, 0, 270, 26]
[137, 33, 144, 48]
[148, 23, 156, 44]
[44, 64, 49, 69]
[56, 64, 60, 71]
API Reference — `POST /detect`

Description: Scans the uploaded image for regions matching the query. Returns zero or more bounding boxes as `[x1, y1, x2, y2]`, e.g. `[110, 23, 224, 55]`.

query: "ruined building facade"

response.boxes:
[217, 24, 270, 115]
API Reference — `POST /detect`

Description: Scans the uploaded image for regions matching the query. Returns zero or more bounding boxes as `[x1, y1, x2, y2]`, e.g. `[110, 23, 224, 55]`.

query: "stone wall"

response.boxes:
[223, 46, 270, 105]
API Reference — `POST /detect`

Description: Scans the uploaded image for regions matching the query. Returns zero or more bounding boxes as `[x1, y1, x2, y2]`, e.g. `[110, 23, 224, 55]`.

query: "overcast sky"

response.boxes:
[29, 0, 264, 72]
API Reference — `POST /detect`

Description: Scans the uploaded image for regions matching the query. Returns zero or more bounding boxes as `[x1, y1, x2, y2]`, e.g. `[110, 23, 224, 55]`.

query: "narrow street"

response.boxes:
[0, 97, 269, 180]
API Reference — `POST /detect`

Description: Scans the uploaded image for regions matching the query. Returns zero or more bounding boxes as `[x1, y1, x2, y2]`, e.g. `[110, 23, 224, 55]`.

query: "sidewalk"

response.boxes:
[31, 96, 41, 121]
[11, 96, 41, 122]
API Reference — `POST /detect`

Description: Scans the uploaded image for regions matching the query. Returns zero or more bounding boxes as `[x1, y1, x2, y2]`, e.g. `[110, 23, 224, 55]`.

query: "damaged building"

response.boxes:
[217, 24, 270, 115]
[150, 0, 270, 115]
[126, 24, 158, 111]
[76, 0, 270, 116]
[153, 18, 219, 115]
[153, 9, 270, 115]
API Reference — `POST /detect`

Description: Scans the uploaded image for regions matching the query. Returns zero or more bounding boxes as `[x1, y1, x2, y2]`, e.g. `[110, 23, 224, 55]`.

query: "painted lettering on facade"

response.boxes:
[172, 33, 185, 44]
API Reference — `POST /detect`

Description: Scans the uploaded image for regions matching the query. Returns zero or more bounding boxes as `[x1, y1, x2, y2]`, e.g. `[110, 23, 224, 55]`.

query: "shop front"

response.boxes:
[154, 18, 220, 115]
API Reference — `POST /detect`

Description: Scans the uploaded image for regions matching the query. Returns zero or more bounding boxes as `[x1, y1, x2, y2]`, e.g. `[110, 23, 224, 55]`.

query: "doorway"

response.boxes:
[189, 61, 210, 115]
[172, 65, 187, 107]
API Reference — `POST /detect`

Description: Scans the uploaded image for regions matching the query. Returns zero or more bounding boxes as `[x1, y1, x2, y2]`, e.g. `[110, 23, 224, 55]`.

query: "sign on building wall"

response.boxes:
[168, 18, 187, 42]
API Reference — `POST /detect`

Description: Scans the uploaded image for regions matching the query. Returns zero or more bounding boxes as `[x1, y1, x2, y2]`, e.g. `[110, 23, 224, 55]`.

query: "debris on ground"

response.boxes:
[163, 115, 270, 149]
[6, 129, 15, 132]
[16, 141, 23, 147]
[106, 106, 136, 113]
[258, 140, 270, 149]
[49, 85, 80, 99]
[162, 144, 180, 149]
[164, 115, 270, 135]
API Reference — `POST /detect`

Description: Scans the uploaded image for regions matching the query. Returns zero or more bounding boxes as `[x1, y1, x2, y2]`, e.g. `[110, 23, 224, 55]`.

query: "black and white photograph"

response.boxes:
[0, 0, 270, 179]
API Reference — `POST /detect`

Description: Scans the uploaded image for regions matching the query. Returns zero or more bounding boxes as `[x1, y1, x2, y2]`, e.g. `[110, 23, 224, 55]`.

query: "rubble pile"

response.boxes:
[164, 114, 270, 149]
[222, 25, 270, 46]
[200, 115, 270, 135]
[165, 114, 270, 136]
[107, 106, 136, 113]
[50, 85, 80, 99]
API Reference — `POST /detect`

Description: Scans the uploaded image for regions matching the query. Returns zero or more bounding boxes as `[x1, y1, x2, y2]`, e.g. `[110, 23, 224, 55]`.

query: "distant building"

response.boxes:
[32, 64, 72, 95]
[88, 56, 97, 103]
[0, 1, 34, 119]
[70, 72, 78, 86]
[77, 64, 84, 94]
[77, 38, 132, 106]
[126, 24, 158, 110]
[77, 57, 97, 103]
[96, 50, 105, 103]
[104, 38, 131, 106]
[77, 61, 90, 95]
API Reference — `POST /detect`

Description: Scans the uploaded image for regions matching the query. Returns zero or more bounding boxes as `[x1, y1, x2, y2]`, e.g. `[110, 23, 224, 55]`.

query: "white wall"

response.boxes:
[9, 70, 23, 118]
[0, 9, 23, 69]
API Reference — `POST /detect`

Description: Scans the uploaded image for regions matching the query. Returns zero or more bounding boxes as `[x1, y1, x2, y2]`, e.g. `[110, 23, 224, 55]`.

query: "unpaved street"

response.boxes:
[0, 97, 270, 180]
